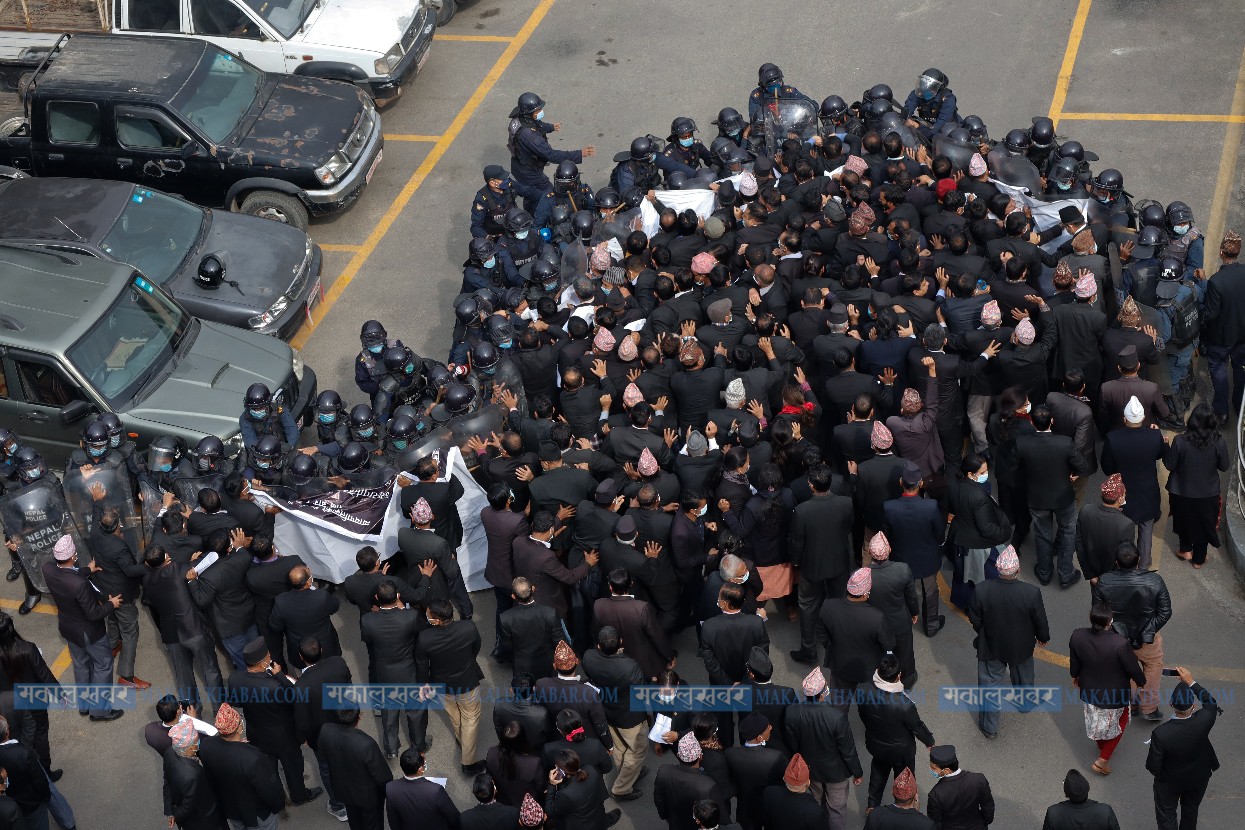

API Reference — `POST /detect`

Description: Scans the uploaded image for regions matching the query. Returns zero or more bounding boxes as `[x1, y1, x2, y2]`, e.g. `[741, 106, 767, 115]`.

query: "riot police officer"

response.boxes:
[239, 383, 299, 451]
[712, 107, 748, 149]
[0, 428, 23, 582]
[373, 346, 429, 424]
[146, 436, 184, 491]
[610, 136, 695, 193]
[902, 68, 958, 136]
[470, 164, 519, 239]
[449, 295, 486, 366]
[497, 208, 549, 285]
[817, 95, 863, 155]
[347, 404, 384, 452]
[311, 389, 349, 456]
[507, 92, 596, 210]
[663, 116, 713, 177]
[332, 442, 394, 488]
[178, 435, 234, 479]
[529, 258, 563, 301]
[1154, 256, 1204, 415]
[284, 453, 336, 498]
[92, 412, 151, 493]
[355, 320, 405, 397]
[1163, 201, 1205, 273]
[380, 414, 419, 467]
[987, 128, 1043, 194]
[1025, 116, 1059, 175]
[2, 447, 57, 613]
[1045, 157, 1090, 199]
[469, 340, 525, 415]
[747, 63, 810, 122]
[462, 237, 516, 293]
[245, 435, 286, 486]
[66, 420, 115, 474]
[430, 382, 478, 427]
[1090, 168, 1136, 230]
[1121, 225, 1169, 308]
[533, 160, 595, 229]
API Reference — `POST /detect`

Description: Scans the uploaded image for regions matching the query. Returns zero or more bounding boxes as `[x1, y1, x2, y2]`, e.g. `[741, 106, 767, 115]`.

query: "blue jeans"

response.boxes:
[1167, 345, 1195, 390]
[47, 772, 74, 830]
[977, 657, 1036, 735]
[222, 625, 261, 672]
[68, 633, 114, 717]
[316, 748, 346, 812]
[1205, 342, 1245, 418]
[1030, 502, 1078, 584]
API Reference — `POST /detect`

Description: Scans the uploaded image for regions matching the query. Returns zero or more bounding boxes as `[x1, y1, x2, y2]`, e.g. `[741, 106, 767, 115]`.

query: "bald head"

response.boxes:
[289, 566, 311, 589]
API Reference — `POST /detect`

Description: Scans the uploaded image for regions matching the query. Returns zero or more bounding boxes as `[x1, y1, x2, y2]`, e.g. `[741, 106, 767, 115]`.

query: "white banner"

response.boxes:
[639, 188, 718, 239]
[988, 179, 1093, 255]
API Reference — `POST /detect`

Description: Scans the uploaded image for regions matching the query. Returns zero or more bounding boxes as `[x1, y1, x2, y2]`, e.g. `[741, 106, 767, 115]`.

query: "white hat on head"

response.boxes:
[1123, 396, 1145, 425]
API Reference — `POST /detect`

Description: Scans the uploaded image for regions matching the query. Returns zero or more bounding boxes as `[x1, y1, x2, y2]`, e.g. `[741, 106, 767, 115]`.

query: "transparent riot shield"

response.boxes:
[932, 132, 976, 173]
[987, 147, 1043, 195]
[170, 473, 225, 507]
[762, 98, 819, 159]
[139, 480, 164, 548]
[62, 457, 142, 556]
[0, 479, 85, 593]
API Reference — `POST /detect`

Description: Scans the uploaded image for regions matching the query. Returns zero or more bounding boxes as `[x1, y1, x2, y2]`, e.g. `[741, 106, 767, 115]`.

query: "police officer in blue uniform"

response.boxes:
[533, 160, 595, 229]
[497, 208, 551, 285]
[712, 107, 748, 149]
[310, 390, 350, 458]
[462, 237, 517, 293]
[470, 164, 519, 239]
[747, 63, 809, 122]
[238, 383, 299, 451]
[355, 320, 405, 397]
[609, 136, 695, 193]
[372, 346, 430, 424]
[507, 92, 596, 211]
[663, 117, 713, 176]
[902, 68, 958, 137]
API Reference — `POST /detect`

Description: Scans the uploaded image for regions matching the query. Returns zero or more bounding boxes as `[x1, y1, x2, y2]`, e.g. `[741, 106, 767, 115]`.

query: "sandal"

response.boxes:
[1175, 551, 1192, 561]
[1192, 563, 1203, 570]
[1091, 759, 1111, 776]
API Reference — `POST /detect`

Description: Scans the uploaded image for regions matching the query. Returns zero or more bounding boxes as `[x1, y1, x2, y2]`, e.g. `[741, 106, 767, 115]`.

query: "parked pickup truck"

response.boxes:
[0, 0, 441, 106]
[0, 33, 383, 229]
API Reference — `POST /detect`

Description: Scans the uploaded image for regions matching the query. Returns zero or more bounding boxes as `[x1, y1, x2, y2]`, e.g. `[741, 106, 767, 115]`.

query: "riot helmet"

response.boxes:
[486, 315, 516, 348]
[596, 188, 621, 211]
[387, 415, 417, 450]
[314, 390, 343, 425]
[1134, 225, 1169, 258]
[1092, 168, 1124, 195]
[472, 341, 500, 372]
[287, 452, 318, 483]
[82, 420, 111, 460]
[512, 92, 544, 118]
[819, 95, 848, 122]
[669, 116, 697, 142]
[337, 442, 370, 473]
[710, 137, 736, 165]
[629, 136, 657, 162]
[917, 69, 947, 99]
[252, 435, 283, 470]
[550, 205, 572, 228]
[504, 207, 534, 236]
[1048, 158, 1079, 189]
[469, 237, 497, 266]
[349, 404, 377, 439]
[1139, 203, 1168, 229]
[194, 435, 225, 470]
[427, 365, 453, 391]
[1003, 129, 1031, 154]
[444, 383, 476, 415]
[864, 83, 894, 103]
[382, 346, 410, 373]
[531, 259, 561, 292]
[1058, 140, 1087, 162]
[14, 446, 45, 483]
[712, 107, 745, 135]
[244, 384, 272, 419]
[503, 286, 526, 312]
[1166, 201, 1194, 228]
[454, 296, 481, 325]
[1159, 257, 1183, 281]
[96, 413, 125, 448]
[572, 210, 595, 242]
[474, 287, 501, 315]
[962, 114, 988, 143]
[553, 160, 579, 189]
[758, 63, 783, 88]
[0, 427, 18, 457]
[1029, 117, 1055, 148]
[359, 320, 387, 354]
[864, 98, 892, 124]
[195, 255, 224, 290]
[621, 187, 644, 212]
[147, 436, 181, 473]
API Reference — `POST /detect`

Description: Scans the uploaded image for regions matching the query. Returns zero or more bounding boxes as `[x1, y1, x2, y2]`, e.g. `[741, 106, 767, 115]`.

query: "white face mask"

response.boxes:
[1020, 401, 1031, 414]
[697, 504, 708, 517]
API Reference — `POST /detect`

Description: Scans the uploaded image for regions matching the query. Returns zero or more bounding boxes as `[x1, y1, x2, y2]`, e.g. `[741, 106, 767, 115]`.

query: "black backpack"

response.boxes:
[1157, 281, 1200, 349]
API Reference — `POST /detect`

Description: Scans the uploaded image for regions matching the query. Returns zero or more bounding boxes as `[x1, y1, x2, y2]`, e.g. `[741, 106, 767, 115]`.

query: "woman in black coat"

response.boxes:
[721, 464, 795, 617]
[1164, 404, 1230, 568]
[945, 453, 1012, 610]
[0, 611, 58, 774]
[986, 386, 1036, 548]
[1068, 603, 1146, 775]
[544, 748, 613, 830]
[541, 709, 613, 777]
[487, 720, 546, 808]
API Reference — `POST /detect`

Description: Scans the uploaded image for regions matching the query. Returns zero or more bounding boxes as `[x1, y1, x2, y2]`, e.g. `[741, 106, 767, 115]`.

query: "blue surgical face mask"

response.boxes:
[197, 457, 211, 470]
[156, 462, 172, 473]
[929, 769, 941, 780]
[318, 412, 336, 424]
[480, 366, 497, 377]
[834, 129, 847, 139]
[392, 439, 408, 450]
[483, 257, 496, 269]
[255, 459, 271, 469]
[729, 130, 742, 139]
[367, 344, 383, 354]
[697, 504, 708, 517]
[87, 446, 106, 459]
[544, 281, 559, 292]
[498, 179, 511, 192]
[248, 409, 266, 420]
[535, 110, 545, 122]
[1056, 181, 1071, 191]
[679, 137, 694, 148]
[498, 339, 513, 349]
[921, 89, 935, 101]
[514, 229, 529, 240]
[976, 472, 990, 485]
[357, 426, 374, 439]
[766, 83, 781, 94]
[405, 362, 416, 374]
[1173, 223, 1190, 236]
[1097, 194, 1112, 204]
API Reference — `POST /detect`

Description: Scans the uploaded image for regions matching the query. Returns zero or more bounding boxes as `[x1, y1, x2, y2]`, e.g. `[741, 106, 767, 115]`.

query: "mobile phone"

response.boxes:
[1161, 667, 1180, 677]
[552, 768, 565, 783]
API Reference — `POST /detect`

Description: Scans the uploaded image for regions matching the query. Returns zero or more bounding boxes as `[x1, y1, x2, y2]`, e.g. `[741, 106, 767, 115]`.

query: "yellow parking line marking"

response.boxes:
[1048, 0, 1093, 128]
[435, 34, 515, 43]
[383, 134, 443, 142]
[1206, 45, 1245, 255]
[0, 597, 57, 615]
[291, 0, 561, 351]
[1060, 112, 1245, 124]
[319, 243, 364, 252]
[50, 646, 71, 679]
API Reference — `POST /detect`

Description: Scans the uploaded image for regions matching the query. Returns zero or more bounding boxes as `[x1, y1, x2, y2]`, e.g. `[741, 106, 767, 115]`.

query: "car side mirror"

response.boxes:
[59, 399, 94, 425]
[181, 141, 201, 159]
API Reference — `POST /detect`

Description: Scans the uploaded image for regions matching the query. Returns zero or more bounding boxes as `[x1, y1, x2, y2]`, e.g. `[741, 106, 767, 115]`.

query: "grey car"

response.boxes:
[0, 243, 316, 466]
[0, 176, 323, 339]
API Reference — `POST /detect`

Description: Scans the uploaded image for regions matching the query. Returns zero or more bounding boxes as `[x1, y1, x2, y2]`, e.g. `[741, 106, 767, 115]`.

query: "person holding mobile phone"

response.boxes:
[1068, 602, 1146, 775]
[544, 748, 618, 830]
[1146, 667, 1221, 830]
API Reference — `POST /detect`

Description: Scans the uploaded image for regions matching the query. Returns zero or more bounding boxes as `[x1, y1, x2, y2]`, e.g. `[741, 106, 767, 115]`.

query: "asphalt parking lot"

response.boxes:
[3, 0, 1245, 827]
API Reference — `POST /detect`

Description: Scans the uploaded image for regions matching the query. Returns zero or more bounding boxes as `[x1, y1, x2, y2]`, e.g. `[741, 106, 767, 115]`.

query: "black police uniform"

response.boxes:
[901, 88, 958, 135]
[470, 185, 518, 239]
[497, 233, 550, 285]
[533, 183, 595, 228]
[508, 117, 584, 208]
[355, 338, 404, 396]
[747, 84, 809, 122]
[662, 139, 714, 173]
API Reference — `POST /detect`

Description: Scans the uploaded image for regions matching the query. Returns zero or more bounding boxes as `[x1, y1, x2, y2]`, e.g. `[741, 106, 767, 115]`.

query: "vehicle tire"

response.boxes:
[436, 0, 457, 25]
[240, 191, 309, 231]
[0, 116, 27, 138]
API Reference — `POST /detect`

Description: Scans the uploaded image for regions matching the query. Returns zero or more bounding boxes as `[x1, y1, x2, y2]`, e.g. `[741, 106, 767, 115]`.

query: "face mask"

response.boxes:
[87, 446, 105, 459]
[834, 129, 847, 139]
[405, 362, 416, 374]
[657, 693, 676, 704]
[480, 366, 497, 376]
[2, 441, 15, 456]
[514, 230, 529, 240]
[197, 457, 211, 470]
[976, 472, 990, 484]
[738, 570, 749, 584]
[318, 412, 336, 424]
[766, 83, 781, 94]
[482, 257, 496, 269]
[109, 435, 121, 449]
[679, 137, 694, 148]
[929, 770, 942, 780]
[1056, 181, 1072, 191]
[255, 459, 271, 470]
[1173, 223, 1190, 236]
[248, 409, 266, 420]
[921, 89, 935, 100]
[697, 504, 708, 517]
[357, 426, 374, 439]
[647, 152, 657, 162]
[601, 285, 612, 295]
[367, 344, 383, 354]
[535, 110, 545, 121]
[544, 281, 559, 292]
[392, 439, 408, 450]
[1020, 402, 1031, 414]
[729, 130, 742, 139]
[156, 461, 172, 473]
[498, 339, 513, 349]
[508, 490, 516, 502]
[1096, 194, 1112, 204]
[498, 179, 511, 192]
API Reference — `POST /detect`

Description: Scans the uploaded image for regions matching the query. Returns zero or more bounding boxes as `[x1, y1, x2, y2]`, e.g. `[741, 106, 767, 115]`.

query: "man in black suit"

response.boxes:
[1076, 475, 1138, 583]
[823, 349, 895, 427]
[153, 510, 203, 569]
[85, 503, 150, 689]
[761, 754, 827, 830]
[1146, 667, 1219, 830]
[526, 442, 596, 542]
[857, 655, 934, 811]
[1100, 402, 1167, 569]
[1047, 273, 1107, 399]
[342, 545, 428, 639]
[967, 547, 1050, 739]
[491, 674, 552, 747]
[927, 745, 994, 830]
[416, 599, 486, 773]
[512, 511, 596, 622]
[499, 577, 563, 679]
[39, 535, 121, 719]
[788, 466, 855, 664]
[1015, 405, 1088, 588]
[581, 625, 649, 800]
[627, 491, 682, 634]
[593, 565, 674, 681]
[293, 637, 353, 822]
[386, 748, 462, 830]
[725, 713, 788, 830]
[480, 484, 529, 661]
[219, 473, 268, 536]
[461, 773, 519, 830]
[821, 569, 893, 707]
[1203, 233, 1245, 420]
[187, 489, 241, 540]
[700, 583, 769, 685]
[243, 536, 305, 669]
[1046, 369, 1099, 503]
[655, 733, 719, 830]
[270, 565, 341, 670]
[0, 714, 50, 829]
[882, 462, 946, 637]
[227, 637, 322, 805]
[144, 544, 224, 717]
[362, 579, 429, 758]
[1042, 769, 1120, 830]
[742, 648, 797, 756]
[160, 720, 227, 830]
[187, 528, 258, 671]
[399, 455, 466, 549]
[1093, 543, 1172, 722]
[318, 708, 393, 830]
[782, 669, 863, 830]
[864, 533, 919, 687]
[535, 641, 614, 752]
[197, 703, 284, 830]
[399, 498, 473, 619]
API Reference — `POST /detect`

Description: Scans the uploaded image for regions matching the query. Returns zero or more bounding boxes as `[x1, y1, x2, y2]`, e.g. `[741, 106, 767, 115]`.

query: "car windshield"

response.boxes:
[174, 48, 263, 143]
[99, 189, 204, 284]
[67, 274, 190, 407]
[240, 0, 316, 40]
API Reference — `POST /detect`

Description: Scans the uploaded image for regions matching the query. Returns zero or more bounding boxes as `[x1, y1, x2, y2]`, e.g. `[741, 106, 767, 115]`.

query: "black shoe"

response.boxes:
[612, 788, 644, 801]
[789, 649, 817, 664]
[18, 595, 39, 615]
[47, 768, 63, 782]
[605, 809, 622, 827]
[1060, 570, 1083, 589]
[925, 616, 946, 637]
[1138, 709, 1165, 722]
[462, 762, 486, 775]
[978, 727, 998, 740]
[5, 564, 20, 582]
[292, 787, 323, 806]
[1034, 570, 1052, 586]
[89, 709, 124, 722]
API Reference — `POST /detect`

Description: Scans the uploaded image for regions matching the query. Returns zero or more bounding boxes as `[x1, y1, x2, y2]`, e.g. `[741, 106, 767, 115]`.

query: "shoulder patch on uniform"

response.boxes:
[474, 202, 484, 210]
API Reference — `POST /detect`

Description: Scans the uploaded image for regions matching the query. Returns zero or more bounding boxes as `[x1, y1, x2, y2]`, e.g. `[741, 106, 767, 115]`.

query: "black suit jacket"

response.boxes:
[226, 669, 299, 755]
[968, 578, 1050, 664]
[492, 697, 552, 746]
[294, 655, 352, 748]
[581, 648, 646, 729]
[462, 802, 519, 830]
[41, 562, 111, 645]
[499, 601, 562, 679]
[143, 560, 213, 644]
[1146, 683, 1220, 788]
[867, 560, 919, 634]
[1045, 391, 1098, 476]
[317, 722, 394, 809]
[271, 586, 341, 659]
[187, 509, 240, 541]
[481, 506, 529, 589]
[882, 495, 945, 579]
[534, 675, 613, 748]
[386, 776, 462, 830]
[1100, 426, 1165, 524]
[162, 748, 227, 830]
[1203, 261, 1245, 346]
[400, 478, 466, 548]
[342, 569, 425, 634]
[654, 765, 719, 830]
[821, 599, 893, 684]
[699, 612, 769, 684]
[186, 548, 255, 638]
[788, 493, 854, 583]
[1015, 431, 1087, 510]
[1040, 799, 1120, 830]
[198, 736, 284, 825]
[1075, 504, 1137, 581]
[857, 684, 934, 759]
[927, 770, 995, 830]
[762, 786, 826, 830]
[416, 620, 484, 691]
[511, 536, 590, 620]
[592, 594, 673, 680]
[724, 744, 789, 830]
[0, 739, 48, 813]
[782, 702, 862, 783]
[397, 527, 473, 618]
[86, 524, 146, 602]
[361, 605, 424, 682]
